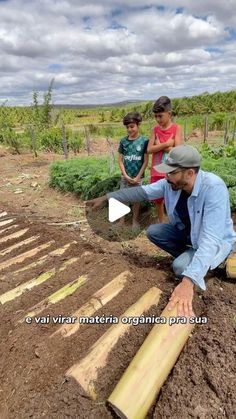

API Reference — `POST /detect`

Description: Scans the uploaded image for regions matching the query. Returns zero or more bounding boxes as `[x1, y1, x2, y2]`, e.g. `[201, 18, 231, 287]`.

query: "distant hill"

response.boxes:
[52, 100, 146, 109]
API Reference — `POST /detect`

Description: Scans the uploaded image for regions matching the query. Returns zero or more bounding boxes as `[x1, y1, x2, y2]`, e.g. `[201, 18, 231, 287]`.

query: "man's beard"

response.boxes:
[167, 179, 188, 190]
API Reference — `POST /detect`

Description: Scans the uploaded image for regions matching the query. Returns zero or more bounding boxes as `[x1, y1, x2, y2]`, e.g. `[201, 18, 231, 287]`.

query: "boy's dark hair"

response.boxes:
[152, 96, 172, 113]
[123, 112, 142, 126]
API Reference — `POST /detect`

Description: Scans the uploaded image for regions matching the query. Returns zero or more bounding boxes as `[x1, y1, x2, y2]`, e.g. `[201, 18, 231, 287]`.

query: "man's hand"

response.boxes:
[86, 195, 107, 211]
[167, 277, 194, 317]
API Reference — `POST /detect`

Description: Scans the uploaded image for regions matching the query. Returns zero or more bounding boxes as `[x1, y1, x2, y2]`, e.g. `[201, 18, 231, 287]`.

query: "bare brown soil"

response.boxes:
[0, 148, 235, 419]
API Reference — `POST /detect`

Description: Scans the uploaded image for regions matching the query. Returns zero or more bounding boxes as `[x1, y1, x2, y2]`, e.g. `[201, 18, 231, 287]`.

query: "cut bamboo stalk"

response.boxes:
[0, 240, 54, 271]
[0, 228, 29, 244]
[19, 275, 88, 322]
[0, 211, 7, 217]
[0, 256, 80, 304]
[0, 235, 40, 256]
[66, 287, 162, 400]
[0, 269, 56, 304]
[52, 271, 131, 338]
[107, 305, 195, 419]
[0, 224, 19, 235]
[0, 219, 14, 228]
[0, 241, 77, 280]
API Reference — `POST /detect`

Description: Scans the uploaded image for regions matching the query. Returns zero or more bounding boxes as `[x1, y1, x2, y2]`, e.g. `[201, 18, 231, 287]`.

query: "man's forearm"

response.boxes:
[107, 186, 148, 203]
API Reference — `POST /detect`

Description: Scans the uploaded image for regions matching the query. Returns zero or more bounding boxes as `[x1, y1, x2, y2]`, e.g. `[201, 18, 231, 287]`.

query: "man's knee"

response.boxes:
[146, 223, 164, 243]
[146, 224, 157, 241]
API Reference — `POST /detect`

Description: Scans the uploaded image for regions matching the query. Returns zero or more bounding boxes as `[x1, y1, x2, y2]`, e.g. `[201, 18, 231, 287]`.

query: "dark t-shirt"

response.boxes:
[118, 135, 148, 177]
[176, 190, 191, 238]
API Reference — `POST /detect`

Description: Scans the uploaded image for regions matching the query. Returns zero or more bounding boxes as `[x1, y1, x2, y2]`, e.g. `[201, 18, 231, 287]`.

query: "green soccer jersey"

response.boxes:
[118, 135, 148, 177]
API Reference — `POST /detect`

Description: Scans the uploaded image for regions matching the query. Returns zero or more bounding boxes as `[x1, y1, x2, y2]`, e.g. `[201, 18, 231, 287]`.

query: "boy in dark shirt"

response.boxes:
[118, 112, 149, 229]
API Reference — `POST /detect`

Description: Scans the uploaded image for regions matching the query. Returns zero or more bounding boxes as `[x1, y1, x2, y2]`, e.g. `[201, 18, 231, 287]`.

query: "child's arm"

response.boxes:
[132, 153, 149, 184]
[165, 125, 183, 152]
[118, 153, 133, 182]
[174, 125, 183, 146]
[147, 131, 174, 154]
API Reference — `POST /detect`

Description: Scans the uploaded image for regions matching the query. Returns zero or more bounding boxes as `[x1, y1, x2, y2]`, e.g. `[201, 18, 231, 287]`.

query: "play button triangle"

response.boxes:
[108, 198, 130, 222]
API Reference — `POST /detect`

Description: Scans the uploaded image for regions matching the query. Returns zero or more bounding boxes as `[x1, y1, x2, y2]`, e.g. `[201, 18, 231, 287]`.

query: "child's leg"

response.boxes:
[155, 202, 165, 223]
[132, 202, 140, 228]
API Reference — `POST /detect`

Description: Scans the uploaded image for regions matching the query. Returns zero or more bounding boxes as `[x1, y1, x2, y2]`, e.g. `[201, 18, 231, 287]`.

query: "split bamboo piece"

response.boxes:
[0, 241, 77, 280]
[0, 235, 39, 256]
[0, 240, 54, 271]
[66, 287, 162, 400]
[19, 275, 88, 322]
[0, 269, 56, 304]
[0, 211, 7, 217]
[226, 246, 236, 279]
[0, 224, 18, 235]
[107, 305, 195, 419]
[0, 256, 80, 304]
[0, 219, 14, 228]
[0, 228, 29, 244]
[52, 270, 131, 338]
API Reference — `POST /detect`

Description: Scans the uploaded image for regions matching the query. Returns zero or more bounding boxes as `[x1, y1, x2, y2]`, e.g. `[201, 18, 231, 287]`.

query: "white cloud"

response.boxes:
[0, 0, 235, 105]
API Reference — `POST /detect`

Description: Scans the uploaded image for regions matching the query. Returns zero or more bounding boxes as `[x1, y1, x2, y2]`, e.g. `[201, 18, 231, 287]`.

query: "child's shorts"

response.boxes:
[150, 175, 165, 204]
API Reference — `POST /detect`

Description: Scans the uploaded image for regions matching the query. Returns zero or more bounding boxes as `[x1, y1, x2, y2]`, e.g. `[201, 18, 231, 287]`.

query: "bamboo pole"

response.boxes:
[107, 305, 195, 419]
[19, 275, 88, 323]
[0, 240, 54, 271]
[66, 287, 162, 400]
[51, 271, 131, 338]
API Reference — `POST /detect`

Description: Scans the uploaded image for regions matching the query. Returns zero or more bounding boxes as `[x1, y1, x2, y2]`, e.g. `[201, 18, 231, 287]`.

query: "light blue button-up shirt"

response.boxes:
[107, 170, 236, 290]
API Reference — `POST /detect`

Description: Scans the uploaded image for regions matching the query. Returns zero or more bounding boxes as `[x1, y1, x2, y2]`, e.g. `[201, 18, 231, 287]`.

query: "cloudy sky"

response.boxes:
[1, 0, 236, 105]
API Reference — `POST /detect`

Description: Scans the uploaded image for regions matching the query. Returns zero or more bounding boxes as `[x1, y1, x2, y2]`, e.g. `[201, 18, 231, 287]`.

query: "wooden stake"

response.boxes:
[51, 271, 131, 338]
[66, 287, 162, 400]
[107, 305, 194, 419]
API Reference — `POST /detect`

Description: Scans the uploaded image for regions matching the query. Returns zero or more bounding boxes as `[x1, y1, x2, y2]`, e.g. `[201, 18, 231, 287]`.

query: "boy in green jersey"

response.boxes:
[118, 112, 149, 229]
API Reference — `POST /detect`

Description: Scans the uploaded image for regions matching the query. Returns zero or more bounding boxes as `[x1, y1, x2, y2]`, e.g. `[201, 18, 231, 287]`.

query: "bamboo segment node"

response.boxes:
[51, 270, 131, 338]
[65, 287, 162, 400]
[107, 306, 195, 419]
